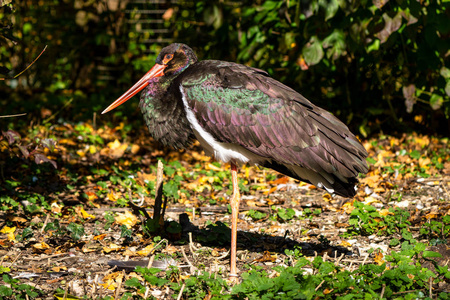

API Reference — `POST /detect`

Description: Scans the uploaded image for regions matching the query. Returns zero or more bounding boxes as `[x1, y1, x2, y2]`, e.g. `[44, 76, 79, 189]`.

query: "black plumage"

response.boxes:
[102, 43, 369, 277]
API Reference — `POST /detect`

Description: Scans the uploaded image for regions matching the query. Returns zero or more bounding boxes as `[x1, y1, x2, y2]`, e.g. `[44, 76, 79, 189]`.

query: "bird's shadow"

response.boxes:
[178, 213, 354, 259]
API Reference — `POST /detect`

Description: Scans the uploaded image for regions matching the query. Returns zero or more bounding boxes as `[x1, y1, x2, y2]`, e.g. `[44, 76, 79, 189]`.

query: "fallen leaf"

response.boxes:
[103, 243, 122, 253]
[379, 209, 394, 216]
[137, 244, 154, 256]
[374, 251, 385, 265]
[75, 206, 95, 219]
[6, 216, 27, 224]
[115, 210, 138, 229]
[254, 251, 276, 263]
[33, 242, 50, 251]
[340, 240, 351, 247]
[94, 234, 107, 241]
[0, 226, 16, 242]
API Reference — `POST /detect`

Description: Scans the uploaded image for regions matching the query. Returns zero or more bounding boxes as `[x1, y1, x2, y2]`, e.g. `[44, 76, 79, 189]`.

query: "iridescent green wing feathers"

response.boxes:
[177, 60, 368, 195]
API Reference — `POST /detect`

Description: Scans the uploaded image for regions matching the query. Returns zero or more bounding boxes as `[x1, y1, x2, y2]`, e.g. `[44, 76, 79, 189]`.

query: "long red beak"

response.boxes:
[101, 64, 166, 114]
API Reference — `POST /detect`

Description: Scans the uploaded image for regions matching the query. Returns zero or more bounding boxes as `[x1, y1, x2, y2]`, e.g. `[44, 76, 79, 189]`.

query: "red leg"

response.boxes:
[229, 162, 241, 278]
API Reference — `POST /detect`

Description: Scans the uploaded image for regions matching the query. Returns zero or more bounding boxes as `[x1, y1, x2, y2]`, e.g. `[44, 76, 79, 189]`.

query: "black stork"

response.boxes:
[102, 43, 368, 278]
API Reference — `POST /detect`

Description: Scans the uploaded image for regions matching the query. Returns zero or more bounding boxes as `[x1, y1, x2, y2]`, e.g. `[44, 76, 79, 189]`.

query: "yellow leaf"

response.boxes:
[323, 288, 333, 295]
[123, 248, 136, 256]
[84, 191, 98, 202]
[130, 144, 140, 154]
[419, 157, 431, 169]
[98, 277, 117, 290]
[206, 163, 222, 171]
[7, 216, 26, 224]
[89, 145, 97, 154]
[136, 244, 154, 256]
[107, 191, 121, 202]
[0, 226, 16, 234]
[379, 209, 394, 216]
[373, 251, 385, 265]
[364, 196, 380, 205]
[52, 266, 67, 272]
[199, 176, 215, 184]
[79, 207, 95, 220]
[58, 138, 77, 146]
[33, 242, 50, 250]
[115, 210, 138, 229]
[94, 234, 107, 240]
[108, 139, 122, 149]
[115, 122, 125, 131]
[180, 274, 190, 280]
[342, 202, 355, 214]
[340, 240, 351, 247]
[414, 136, 429, 148]
[191, 151, 211, 162]
[322, 193, 332, 201]
[425, 212, 439, 220]
[54, 293, 83, 300]
[102, 139, 128, 159]
[1, 226, 16, 242]
[103, 243, 122, 253]
[76, 149, 86, 157]
[361, 175, 381, 188]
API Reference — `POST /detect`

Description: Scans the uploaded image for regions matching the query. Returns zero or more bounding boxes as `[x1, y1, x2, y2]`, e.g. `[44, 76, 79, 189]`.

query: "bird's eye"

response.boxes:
[164, 54, 173, 63]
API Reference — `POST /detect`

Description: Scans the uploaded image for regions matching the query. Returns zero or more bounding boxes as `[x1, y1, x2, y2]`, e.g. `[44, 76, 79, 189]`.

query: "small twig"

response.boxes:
[40, 214, 50, 234]
[176, 283, 186, 300]
[10, 251, 22, 266]
[147, 255, 155, 268]
[0, 45, 47, 81]
[216, 250, 230, 260]
[114, 270, 125, 300]
[392, 289, 425, 295]
[188, 232, 198, 252]
[362, 254, 369, 265]
[181, 247, 194, 271]
[63, 280, 69, 300]
[104, 265, 117, 276]
[93, 112, 97, 131]
[151, 238, 168, 255]
[429, 276, 432, 299]
[43, 97, 74, 123]
[336, 253, 345, 265]
[22, 253, 65, 261]
[90, 274, 99, 299]
[144, 286, 150, 298]
[0, 113, 27, 118]
[380, 283, 385, 299]
[315, 279, 325, 291]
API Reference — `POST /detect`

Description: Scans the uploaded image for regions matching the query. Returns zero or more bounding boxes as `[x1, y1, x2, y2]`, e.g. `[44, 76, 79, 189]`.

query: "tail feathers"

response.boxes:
[261, 161, 359, 198]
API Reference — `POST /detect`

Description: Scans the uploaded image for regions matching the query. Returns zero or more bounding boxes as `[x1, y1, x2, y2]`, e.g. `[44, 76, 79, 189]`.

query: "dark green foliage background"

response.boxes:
[1, 0, 449, 135]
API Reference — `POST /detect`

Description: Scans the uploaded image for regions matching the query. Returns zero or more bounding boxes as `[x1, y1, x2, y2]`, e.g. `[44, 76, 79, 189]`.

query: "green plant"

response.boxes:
[276, 207, 295, 222]
[172, 271, 230, 300]
[247, 209, 267, 221]
[66, 222, 85, 241]
[0, 274, 42, 299]
[346, 201, 411, 236]
[420, 215, 450, 245]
